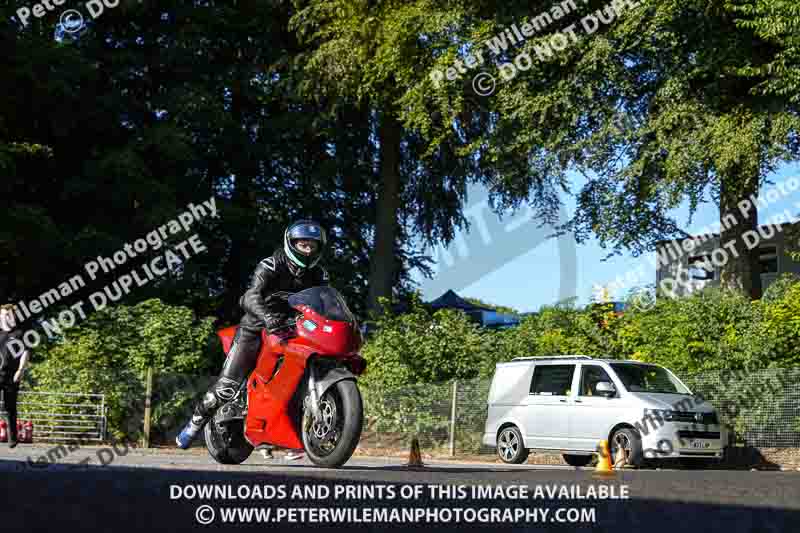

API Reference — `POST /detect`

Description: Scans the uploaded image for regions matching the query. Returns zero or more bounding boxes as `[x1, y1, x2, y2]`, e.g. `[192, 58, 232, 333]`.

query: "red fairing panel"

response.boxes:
[217, 325, 239, 356]
[244, 332, 314, 449]
[292, 308, 361, 355]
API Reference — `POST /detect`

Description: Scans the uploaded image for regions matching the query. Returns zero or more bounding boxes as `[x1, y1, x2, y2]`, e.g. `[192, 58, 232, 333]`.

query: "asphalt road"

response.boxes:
[1, 444, 799, 532]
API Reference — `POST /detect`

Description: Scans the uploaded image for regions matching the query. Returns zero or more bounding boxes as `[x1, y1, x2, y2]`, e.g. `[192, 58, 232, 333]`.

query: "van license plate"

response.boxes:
[689, 440, 707, 449]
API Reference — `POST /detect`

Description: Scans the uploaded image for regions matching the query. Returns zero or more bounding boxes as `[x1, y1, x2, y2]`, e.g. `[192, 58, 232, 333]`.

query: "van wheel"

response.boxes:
[497, 426, 529, 464]
[610, 428, 643, 467]
[562, 454, 593, 467]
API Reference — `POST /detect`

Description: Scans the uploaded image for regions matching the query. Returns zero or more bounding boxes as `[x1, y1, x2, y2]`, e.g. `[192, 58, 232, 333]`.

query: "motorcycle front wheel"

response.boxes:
[301, 380, 363, 468]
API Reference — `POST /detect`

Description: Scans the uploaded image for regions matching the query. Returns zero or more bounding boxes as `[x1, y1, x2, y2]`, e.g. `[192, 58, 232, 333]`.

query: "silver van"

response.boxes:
[483, 356, 727, 467]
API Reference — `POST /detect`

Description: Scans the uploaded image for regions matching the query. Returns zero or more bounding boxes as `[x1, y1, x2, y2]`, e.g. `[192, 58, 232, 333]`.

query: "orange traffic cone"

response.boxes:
[407, 436, 425, 468]
[593, 439, 614, 477]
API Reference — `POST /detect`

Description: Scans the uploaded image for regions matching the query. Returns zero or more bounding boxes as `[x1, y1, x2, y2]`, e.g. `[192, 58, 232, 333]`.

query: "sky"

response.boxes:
[411, 162, 800, 313]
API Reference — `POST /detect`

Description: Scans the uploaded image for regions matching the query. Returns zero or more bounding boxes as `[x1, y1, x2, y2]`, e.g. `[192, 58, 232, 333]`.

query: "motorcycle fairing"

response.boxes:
[290, 306, 360, 355]
[217, 325, 238, 355]
[244, 328, 314, 450]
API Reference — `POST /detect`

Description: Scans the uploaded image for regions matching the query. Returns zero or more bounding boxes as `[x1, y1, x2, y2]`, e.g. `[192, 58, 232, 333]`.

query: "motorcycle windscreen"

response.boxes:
[288, 286, 355, 323]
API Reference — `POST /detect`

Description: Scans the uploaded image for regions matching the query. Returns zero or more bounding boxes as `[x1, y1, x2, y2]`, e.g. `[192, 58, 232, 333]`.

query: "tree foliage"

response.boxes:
[401, 0, 800, 297]
[1, 1, 399, 322]
[728, 0, 800, 102]
[364, 279, 800, 389]
[361, 295, 492, 387]
[28, 299, 218, 441]
[4, 1, 800, 392]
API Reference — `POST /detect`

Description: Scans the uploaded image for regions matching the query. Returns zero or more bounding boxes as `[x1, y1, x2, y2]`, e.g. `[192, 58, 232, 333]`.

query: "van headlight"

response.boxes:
[644, 409, 677, 421]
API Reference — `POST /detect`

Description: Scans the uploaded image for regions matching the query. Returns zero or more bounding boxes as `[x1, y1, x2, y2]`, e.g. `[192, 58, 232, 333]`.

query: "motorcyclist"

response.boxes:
[176, 220, 329, 451]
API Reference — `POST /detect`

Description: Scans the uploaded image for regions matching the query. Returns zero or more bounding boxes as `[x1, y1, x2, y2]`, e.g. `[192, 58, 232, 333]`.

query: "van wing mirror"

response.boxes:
[595, 381, 616, 397]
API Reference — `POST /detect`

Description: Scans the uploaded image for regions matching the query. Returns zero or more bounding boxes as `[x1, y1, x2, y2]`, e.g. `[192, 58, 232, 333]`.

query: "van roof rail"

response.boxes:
[510, 355, 593, 361]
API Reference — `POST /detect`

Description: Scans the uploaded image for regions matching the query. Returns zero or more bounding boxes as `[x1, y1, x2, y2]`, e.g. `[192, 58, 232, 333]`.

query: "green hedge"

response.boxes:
[22, 277, 800, 447]
[27, 299, 219, 442]
[361, 278, 800, 445]
[359, 296, 494, 446]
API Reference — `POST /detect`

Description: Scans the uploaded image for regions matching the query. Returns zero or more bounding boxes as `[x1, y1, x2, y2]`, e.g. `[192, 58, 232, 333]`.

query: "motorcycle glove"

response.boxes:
[263, 315, 289, 333]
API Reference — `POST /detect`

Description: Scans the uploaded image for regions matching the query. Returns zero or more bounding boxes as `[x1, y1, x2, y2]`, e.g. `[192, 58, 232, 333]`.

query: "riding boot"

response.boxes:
[176, 325, 262, 449]
[176, 376, 241, 449]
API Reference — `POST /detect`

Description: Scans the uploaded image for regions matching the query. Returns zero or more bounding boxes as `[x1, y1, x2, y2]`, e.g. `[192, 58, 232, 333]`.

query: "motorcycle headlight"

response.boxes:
[302, 319, 317, 331]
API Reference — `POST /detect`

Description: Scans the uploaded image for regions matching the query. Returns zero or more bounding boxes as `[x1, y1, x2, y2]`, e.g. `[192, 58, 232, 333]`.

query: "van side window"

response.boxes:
[579, 366, 613, 396]
[529, 365, 576, 396]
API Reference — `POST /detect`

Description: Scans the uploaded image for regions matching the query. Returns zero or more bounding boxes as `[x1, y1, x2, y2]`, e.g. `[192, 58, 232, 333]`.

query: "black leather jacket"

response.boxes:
[238, 248, 329, 330]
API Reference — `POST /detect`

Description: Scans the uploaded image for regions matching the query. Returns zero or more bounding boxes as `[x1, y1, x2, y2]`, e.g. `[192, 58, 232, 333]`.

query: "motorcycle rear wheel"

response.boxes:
[204, 417, 253, 465]
[301, 380, 363, 468]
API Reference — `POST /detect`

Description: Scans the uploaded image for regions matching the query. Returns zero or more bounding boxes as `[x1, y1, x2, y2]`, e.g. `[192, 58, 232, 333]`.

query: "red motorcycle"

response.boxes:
[207, 286, 367, 468]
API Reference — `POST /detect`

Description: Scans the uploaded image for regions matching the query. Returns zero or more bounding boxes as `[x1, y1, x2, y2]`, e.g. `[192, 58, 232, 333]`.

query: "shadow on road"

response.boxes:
[1, 458, 798, 533]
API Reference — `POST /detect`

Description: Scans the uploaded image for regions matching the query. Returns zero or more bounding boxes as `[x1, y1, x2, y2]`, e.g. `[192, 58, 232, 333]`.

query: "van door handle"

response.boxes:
[559, 399, 567, 402]
[574, 399, 582, 403]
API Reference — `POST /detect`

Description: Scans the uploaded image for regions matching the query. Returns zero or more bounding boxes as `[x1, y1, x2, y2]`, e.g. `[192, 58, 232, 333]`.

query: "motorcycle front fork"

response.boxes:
[306, 361, 323, 424]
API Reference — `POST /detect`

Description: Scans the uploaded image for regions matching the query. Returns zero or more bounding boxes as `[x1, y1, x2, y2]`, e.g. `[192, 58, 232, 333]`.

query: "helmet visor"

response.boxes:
[287, 222, 325, 243]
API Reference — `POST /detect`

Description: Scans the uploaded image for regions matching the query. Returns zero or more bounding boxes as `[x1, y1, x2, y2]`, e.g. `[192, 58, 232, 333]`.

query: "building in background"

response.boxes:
[655, 221, 800, 297]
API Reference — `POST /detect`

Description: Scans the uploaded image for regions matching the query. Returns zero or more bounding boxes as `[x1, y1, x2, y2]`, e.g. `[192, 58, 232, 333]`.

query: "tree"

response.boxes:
[29, 299, 218, 441]
[727, 0, 800, 264]
[289, 0, 513, 312]
[404, 0, 800, 299]
[728, 0, 800, 103]
[1, 1, 385, 322]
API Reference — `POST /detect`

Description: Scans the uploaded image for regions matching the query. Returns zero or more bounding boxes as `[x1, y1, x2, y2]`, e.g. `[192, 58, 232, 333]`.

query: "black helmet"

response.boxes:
[284, 220, 326, 270]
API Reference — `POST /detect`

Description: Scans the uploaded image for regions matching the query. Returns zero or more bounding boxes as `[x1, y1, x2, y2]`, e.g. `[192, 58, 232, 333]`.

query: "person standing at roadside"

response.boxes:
[0, 303, 30, 448]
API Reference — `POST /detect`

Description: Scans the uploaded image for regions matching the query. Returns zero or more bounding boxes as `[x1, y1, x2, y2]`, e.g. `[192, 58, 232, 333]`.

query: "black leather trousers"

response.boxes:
[0, 382, 19, 441]
[189, 324, 263, 430]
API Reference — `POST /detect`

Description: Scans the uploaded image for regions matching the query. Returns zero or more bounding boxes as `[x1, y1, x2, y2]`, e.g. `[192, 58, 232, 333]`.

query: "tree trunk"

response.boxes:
[222, 75, 257, 322]
[719, 173, 762, 299]
[367, 111, 403, 313]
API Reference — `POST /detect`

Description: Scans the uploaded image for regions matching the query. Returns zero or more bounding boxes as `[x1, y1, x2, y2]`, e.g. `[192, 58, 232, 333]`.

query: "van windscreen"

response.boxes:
[610, 363, 690, 394]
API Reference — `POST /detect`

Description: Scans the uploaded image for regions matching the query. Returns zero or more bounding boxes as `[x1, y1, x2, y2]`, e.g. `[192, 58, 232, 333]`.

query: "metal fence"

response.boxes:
[17, 391, 107, 442]
[359, 368, 800, 455]
[14, 367, 798, 452]
[359, 378, 493, 456]
[684, 368, 800, 448]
